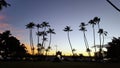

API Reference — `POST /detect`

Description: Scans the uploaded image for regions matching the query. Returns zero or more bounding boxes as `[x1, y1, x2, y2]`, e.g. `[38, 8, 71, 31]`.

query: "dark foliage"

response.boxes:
[0, 30, 27, 60]
[0, 0, 10, 10]
[106, 37, 120, 61]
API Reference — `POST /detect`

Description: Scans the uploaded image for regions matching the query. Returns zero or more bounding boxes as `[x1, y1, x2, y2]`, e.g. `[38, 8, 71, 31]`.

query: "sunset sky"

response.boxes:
[0, 0, 120, 56]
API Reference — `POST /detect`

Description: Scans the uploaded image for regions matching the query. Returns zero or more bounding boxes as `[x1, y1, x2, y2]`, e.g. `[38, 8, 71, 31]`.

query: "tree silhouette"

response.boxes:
[88, 19, 97, 53]
[40, 22, 50, 47]
[63, 26, 74, 56]
[106, 37, 120, 61]
[106, 0, 120, 12]
[36, 31, 42, 55]
[46, 28, 56, 55]
[102, 30, 108, 48]
[0, 30, 27, 60]
[36, 24, 42, 55]
[98, 28, 105, 59]
[0, 0, 10, 10]
[36, 24, 41, 46]
[93, 17, 100, 29]
[79, 22, 91, 57]
[26, 22, 35, 55]
[47, 28, 56, 48]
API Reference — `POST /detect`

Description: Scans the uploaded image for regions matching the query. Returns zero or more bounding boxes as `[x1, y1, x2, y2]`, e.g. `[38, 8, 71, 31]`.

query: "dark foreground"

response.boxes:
[0, 61, 120, 68]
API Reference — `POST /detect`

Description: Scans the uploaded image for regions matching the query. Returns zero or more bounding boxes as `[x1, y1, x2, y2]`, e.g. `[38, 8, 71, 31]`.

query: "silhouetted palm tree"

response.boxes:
[26, 22, 35, 55]
[93, 17, 100, 29]
[63, 26, 74, 55]
[47, 28, 56, 48]
[106, 0, 120, 12]
[0, 0, 10, 10]
[79, 22, 91, 57]
[38, 31, 47, 55]
[40, 22, 50, 47]
[36, 24, 41, 45]
[41, 22, 50, 31]
[102, 30, 108, 49]
[88, 19, 97, 53]
[36, 24, 42, 55]
[98, 29, 103, 52]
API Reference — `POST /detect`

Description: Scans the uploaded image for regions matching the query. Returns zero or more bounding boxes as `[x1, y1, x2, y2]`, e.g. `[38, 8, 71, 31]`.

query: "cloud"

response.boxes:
[0, 23, 12, 33]
[0, 23, 10, 28]
[0, 15, 5, 20]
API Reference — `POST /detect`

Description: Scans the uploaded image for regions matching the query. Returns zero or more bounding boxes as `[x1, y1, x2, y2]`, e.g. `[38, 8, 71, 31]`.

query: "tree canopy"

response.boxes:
[0, 30, 27, 60]
[106, 37, 120, 61]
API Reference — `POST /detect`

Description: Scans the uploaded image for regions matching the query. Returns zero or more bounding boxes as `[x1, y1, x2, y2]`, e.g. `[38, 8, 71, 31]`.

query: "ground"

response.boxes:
[0, 61, 120, 68]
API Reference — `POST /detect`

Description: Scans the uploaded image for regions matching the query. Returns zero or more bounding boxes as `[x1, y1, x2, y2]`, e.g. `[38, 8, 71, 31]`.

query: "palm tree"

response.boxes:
[88, 19, 97, 53]
[41, 22, 50, 31]
[36, 24, 42, 55]
[79, 22, 91, 57]
[63, 26, 74, 55]
[40, 22, 50, 47]
[39, 31, 47, 55]
[26, 22, 35, 55]
[47, 28, 56, 49]
[0, 0, 10, 10]
[106, 0, 120, 12]
[98, 28, 104, 59]
[93, 17, 100, 29]
[98, 29, 108, 59]
[102, 30, 108, 49]
[36, 24, 41, 45]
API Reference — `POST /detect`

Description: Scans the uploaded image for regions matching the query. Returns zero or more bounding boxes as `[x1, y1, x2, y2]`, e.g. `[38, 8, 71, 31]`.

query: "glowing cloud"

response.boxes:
[0, 23, 12, 32]
[0, 23, 10, 28]
[0, 15, 5, 20]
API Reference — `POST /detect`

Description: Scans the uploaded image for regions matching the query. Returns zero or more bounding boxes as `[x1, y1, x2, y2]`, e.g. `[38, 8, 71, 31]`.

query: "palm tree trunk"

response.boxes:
[99, 34, 102, 52]
[83, 31, 91, 57]
[42, 27, 46, 47]
[99, 34, 103, 59]
[46, 51, 48, 56]
[37, 28, 40, 54]
[49, 33, 52, 47]
[93, 26, 96, 53]
[67, 32, 74, 55]
[102, 34, 104, 50]
[31, 29, 34, 55]
[30, 29, 34, 55]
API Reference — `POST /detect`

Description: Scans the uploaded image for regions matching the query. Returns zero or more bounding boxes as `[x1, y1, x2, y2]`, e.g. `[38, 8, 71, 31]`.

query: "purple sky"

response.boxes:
[0, 0, 120, 55]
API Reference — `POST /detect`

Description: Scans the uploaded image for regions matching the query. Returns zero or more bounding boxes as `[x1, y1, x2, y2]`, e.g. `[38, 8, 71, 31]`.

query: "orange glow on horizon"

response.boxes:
[24, 43, 94, 56]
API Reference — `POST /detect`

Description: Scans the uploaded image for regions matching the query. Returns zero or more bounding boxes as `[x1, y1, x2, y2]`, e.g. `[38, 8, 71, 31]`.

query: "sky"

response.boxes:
[0, 0, 120, 56]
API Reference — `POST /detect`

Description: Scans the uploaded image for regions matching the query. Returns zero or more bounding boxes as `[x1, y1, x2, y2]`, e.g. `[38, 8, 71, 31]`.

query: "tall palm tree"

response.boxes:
[40, 22, 50, 47]
[79, 22, 91, 57]
[88, 19, 97, 53]
[47, 28, 56, 49]
[26, 22, 35, 55]
[36, 31, 43, 55]
[36, 24, 42, 55]
[0, 0, 10, 10]
[98, 29, 108, 59]
[44, 28, 55, 56]
[36, 24, 41, 45]
[63, 26, 74, 55]
[39, 31, 47, 55]
[102, 30, 108, 49]
[106, 0, 120, 12]
[98, 28, 103, 58]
